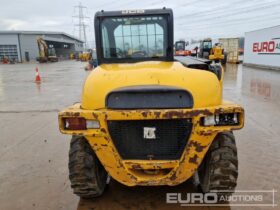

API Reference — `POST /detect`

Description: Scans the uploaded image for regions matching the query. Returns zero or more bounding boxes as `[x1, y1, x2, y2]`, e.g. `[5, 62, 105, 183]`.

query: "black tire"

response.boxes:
[202, 51, 209, 59]
[222, 53, 227, 65]
[69, 136, 108, 198]
[198, 132, 238, 196]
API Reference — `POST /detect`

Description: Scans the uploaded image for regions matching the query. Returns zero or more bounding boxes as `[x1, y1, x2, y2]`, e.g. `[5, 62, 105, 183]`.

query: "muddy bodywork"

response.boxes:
[58, 100, 244, 186]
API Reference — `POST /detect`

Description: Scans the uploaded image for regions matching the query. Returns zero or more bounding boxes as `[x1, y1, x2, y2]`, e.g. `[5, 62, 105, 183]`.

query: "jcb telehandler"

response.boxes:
[199, 39, 227, 64]
[209, 43, 225, 62]
[58, 8, 244, 199]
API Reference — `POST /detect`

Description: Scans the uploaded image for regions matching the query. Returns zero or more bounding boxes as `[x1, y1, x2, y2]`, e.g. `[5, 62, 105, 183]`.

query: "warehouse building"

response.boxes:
[0, 31, 84, 62]
[244, 25, 280, 70]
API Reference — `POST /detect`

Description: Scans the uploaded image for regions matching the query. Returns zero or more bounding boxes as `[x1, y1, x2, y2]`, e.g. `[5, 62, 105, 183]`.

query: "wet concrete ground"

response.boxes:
[0, 61, 279, 210]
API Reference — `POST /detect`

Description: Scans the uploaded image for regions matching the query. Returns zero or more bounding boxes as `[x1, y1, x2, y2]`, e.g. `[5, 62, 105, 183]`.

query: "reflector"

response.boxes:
[86, 120, 100, 129]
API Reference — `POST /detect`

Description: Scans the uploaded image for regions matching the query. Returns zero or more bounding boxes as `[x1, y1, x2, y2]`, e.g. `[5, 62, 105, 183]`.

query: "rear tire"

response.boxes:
[69, 136, 108, 198]
[198, 132, 238, 196]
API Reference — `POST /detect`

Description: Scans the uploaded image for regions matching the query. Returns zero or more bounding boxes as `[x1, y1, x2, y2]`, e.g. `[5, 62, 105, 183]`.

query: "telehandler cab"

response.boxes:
[58, 8, 244, 199]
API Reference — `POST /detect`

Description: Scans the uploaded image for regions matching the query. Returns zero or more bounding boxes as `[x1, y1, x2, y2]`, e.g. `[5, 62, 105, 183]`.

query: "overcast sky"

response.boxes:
[1, 0, 280, 47]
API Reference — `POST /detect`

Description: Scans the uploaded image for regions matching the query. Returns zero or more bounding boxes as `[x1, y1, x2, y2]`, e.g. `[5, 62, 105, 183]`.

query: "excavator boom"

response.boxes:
[36, 37, 58, 63]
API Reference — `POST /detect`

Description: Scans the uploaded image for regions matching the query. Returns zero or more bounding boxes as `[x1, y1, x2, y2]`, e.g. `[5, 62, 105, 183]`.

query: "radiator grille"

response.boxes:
[107, 119, 192, 160]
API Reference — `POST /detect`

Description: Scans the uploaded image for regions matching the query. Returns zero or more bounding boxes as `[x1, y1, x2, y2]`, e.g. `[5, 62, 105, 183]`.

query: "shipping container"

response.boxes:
[219, 38, 239, 63]
[244, 25, 280, 70]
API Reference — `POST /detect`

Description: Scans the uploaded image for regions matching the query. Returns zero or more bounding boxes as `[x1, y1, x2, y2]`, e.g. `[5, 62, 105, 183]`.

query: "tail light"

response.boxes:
[64, 118, 86, 130]
[63, 118, 100, 130]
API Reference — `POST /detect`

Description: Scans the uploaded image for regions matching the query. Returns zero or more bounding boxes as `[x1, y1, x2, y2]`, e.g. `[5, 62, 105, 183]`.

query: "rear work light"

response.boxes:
[202, 113, 239, 126]
[64, 118, 100, 130]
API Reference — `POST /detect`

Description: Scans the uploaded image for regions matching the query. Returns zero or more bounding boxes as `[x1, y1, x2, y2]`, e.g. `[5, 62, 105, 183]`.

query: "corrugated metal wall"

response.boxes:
[19, 34, 40, 62]
[0, 32, 84, 62]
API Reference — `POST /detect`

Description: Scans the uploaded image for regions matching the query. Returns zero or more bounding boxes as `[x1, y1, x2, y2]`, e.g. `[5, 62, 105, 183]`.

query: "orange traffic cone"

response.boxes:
[35, 67, 41, 83]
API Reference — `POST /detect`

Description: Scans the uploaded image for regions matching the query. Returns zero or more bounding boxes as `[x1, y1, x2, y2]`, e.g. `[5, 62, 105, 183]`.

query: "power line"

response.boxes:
[176, 0, 266, 19]
[179, 9, 280, 27]
[177, 1, 280, 25]
[73, 2, 89, 50]
[175, 16, 280, 39]
[178, 12, 280, 31]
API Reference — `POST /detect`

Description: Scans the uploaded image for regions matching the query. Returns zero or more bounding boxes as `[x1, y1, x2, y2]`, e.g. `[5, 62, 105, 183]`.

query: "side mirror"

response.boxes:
[209, 64, 222, 80]
[93, 59, 98, 68]
[89, 59, 98, 68]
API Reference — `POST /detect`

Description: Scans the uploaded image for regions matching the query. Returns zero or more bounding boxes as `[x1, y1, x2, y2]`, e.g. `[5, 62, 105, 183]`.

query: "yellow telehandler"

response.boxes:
[58, 8, 244, 199]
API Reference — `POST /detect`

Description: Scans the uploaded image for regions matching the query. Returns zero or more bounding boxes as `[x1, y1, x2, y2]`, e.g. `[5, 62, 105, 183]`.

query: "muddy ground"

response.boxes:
[0, 61, 279, 210]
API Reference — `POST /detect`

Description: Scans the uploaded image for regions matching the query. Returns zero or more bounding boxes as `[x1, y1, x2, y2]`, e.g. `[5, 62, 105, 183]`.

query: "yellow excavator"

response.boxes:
[36, 37, 58, 63]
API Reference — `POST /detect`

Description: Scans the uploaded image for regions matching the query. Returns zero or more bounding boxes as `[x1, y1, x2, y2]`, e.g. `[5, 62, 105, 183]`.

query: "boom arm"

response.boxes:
[37, 37, 49, 58]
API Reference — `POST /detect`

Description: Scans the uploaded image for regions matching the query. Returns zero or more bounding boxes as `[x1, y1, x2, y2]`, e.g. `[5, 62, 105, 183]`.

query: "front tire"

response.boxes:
[202, 51, 209, 59]
[198, 132, 238, 196]
[68, 136, 108, 198]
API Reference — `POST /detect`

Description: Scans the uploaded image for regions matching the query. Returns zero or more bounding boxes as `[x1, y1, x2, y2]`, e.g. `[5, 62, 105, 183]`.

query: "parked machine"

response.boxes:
[209, 43, 225, 62]
[80, 51, 92, 62]
[198, 38, 212, 59]
[36, 37, 58, 63]
[1, 56, 9, 64]
[1, 56, 16, 64]
[199, 39, 227, 64]
[69, 53, 75, 60]
[174, 40, 191, 56]
[58, 8, 244, 199]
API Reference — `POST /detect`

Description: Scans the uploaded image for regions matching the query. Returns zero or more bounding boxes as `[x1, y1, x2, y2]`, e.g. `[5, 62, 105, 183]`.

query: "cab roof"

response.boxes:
[95, 8, 173, 18]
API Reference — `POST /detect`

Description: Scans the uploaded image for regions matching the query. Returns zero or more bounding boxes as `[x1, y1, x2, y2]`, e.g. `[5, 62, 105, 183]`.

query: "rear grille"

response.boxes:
[106, 85, 194, 109]
[107, 119, 192, 160]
